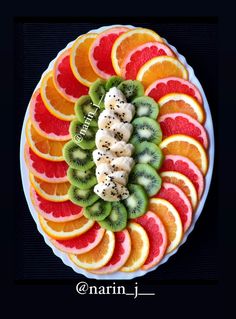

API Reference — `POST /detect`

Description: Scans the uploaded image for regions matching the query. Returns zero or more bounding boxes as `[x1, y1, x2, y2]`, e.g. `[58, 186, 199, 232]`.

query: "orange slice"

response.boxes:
[149, 198, 183, 253]
[160, 134, 208, 175]
[38, 214, 94, 240]
[158, 93, 205, 123]
[70, 33, 99, 87]
[111, 28, 163, 76]
[40, 71, 75, 121]
[69, 230, 115, 270]
[25, 120, 66, 161]
[30, 173, 70, 202]
[136, 56, 188, 89]
[121, 222, 149, 272]
[160, 171, 198, 209]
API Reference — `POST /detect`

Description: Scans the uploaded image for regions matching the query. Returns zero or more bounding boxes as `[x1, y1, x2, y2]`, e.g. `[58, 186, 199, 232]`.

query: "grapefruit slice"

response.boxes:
[51, 223, 105, 254]
[70, 33, 99, 87]
[111, 28, 163, 76]
[154, 182, 193, 232]
[39, 214, 94, 240]
[158, 93, 205, 123]
[24, 144, 68, 183]
[145, 77, 203, 105]
[53, 49, 88, 102]
[40, 72, 75, 121]
[159, 113, 208, 148]
[160, 155, 204, 199]
[25, 120, 67, 162]
[29, 89, 70, 141]
[30, 187, 83, 222]
[136, 56, 188, 89]
[92, 230, 131, 274]
[30, 174, 70, 202]
[121, 222, 149, 272]
[135, 211, 167, 270]
[89, 27, 129, 79]
[69, 230, 115, 270]
[160, 134, 208, 175]
[160, 171, 198, 209]
[121, 41, 175, 80]
[149, 198, 183, 253]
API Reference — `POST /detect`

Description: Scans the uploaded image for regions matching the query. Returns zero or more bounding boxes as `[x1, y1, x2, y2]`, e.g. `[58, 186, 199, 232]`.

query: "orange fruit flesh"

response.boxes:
[159, 100, 198, 120]
[34, 176, 70, 196]
[46, 216, 89, 232]
[123, 227, 144, 267]
[45, 76, 75, 116]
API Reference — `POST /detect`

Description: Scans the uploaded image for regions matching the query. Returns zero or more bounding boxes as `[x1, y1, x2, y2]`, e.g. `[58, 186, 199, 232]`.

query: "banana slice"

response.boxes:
[94, 181, 129, 201]
[98, 110, 121, 130]
[92, 149, 113, 165]
[111, 157, 135, 172]
[104, 87, 126, 109]
[105, 171, 128, 186]
[110, 141, 134, 157]
[95, 129, 117, 151]
[110, 122, 133, 142]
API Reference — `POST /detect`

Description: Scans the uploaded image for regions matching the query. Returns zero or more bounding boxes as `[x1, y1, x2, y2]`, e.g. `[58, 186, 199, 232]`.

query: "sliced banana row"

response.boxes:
[93, 87, 135, 201]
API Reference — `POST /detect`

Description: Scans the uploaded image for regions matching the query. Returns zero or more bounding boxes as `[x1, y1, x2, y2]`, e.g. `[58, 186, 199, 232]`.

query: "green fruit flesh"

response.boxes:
[134, 141, 163, 169]
[89, 79, 106, 108]
[75, 95, 100, 127]
[63, 141, 94, 171]
[69, 119, 96, 150]
[130, 116, 162, 145]
[67, 167, 97, 189]
[68, 186, 99, 207]
[118, 80, 144, 102]
[84, 199, 112, 221]
[123, 184, 148, 219]
[105, 76, 124, 91]
[132, 96, 159, 119]
[99, 202, 127, 231]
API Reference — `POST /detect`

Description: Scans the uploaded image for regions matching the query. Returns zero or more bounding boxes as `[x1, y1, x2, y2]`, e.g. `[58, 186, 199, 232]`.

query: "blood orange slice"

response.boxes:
[53, 49, 88, 102]
[30, 187, 83, 222]
[121, 41, 175, 80]
[154, 182, 193, 232]
[92, 230, 131, 274]
[89, 27, 129, 79]
[159, 113, 208, 148]
[146, 77, 203, 104]
[24, 144, 68, 183]
[160, 155, 204, 199]
[51, 223, 105, 254]
[135, 211, 167, 270]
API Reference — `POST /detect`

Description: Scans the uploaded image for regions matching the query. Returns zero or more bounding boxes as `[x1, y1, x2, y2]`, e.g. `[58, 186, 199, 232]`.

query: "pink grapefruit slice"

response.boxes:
[29, 89, 70, 141]
[24, 144, 68, 183]
[154, 182, 193, 232]
[30, 187, 83, 222]
[121, 41, 175, 80]
[146, 77, 203, 104]
[135, 211, 167, 270]
[53, 49, 88, 102]
[51, 223, 105, 254]
[92, 230, 131, 274]
[159, 113, 208, 148]
[89, 27, 129, 79]
[160, 155, 204, 199]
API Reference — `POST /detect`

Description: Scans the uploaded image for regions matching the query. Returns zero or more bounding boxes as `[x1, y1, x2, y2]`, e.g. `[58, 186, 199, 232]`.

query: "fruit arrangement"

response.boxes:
[21, 25, 213, 279]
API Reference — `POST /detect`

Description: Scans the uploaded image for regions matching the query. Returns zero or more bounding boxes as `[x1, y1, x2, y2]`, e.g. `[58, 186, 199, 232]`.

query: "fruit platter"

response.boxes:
[20, 24, 214, 279]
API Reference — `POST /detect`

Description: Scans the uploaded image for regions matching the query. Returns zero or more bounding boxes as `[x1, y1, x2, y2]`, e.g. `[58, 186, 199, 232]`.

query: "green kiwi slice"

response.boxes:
[75, 95, 100, 127]
[68, 186, 99, 207]
[129, 163, 162, 197]
[118, 80, 144, 102]
[130, 116, 162, 145]
[63, 141, 94, 171]
[69, 119, 96, 150]
[132, 96, 159, 119]
[67, 167, 97, 189]
[84, 199, 112, 221]
[99, 202, 127, 232]
[134, 141, 164, 169]
[89, 79, 106, 109]
[105, 76, 124, 91]
[123, 184, 148, 219]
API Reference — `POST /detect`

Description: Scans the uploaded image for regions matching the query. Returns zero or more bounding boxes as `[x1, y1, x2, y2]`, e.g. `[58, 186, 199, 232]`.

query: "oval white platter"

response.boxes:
[20, 24, 215, 280]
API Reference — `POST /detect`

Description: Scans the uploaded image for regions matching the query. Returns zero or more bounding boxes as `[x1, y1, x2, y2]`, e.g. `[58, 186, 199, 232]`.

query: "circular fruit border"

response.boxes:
[20, 24, 215, 280]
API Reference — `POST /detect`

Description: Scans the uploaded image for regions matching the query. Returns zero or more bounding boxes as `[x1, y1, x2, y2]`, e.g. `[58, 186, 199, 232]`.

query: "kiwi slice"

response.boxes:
[84, 199, 112, 221]
[132, 96, 159, 119]
[69, 119, 96, 150]
[105, 76, 124, 91]
[123, 184, 148, 219]
[130, 116, 162, 145]
[130, 163, 162, 197]
[134, 141, 164, 169]
[89, 79, 106, 109]
[99, 202, 127, 232]
[63, 141, 94, 171]
[118, 80, 144, 102]
[68, 185, 99, 207]
[67, 167, 97, 190]
[75, 95, 100, 127]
